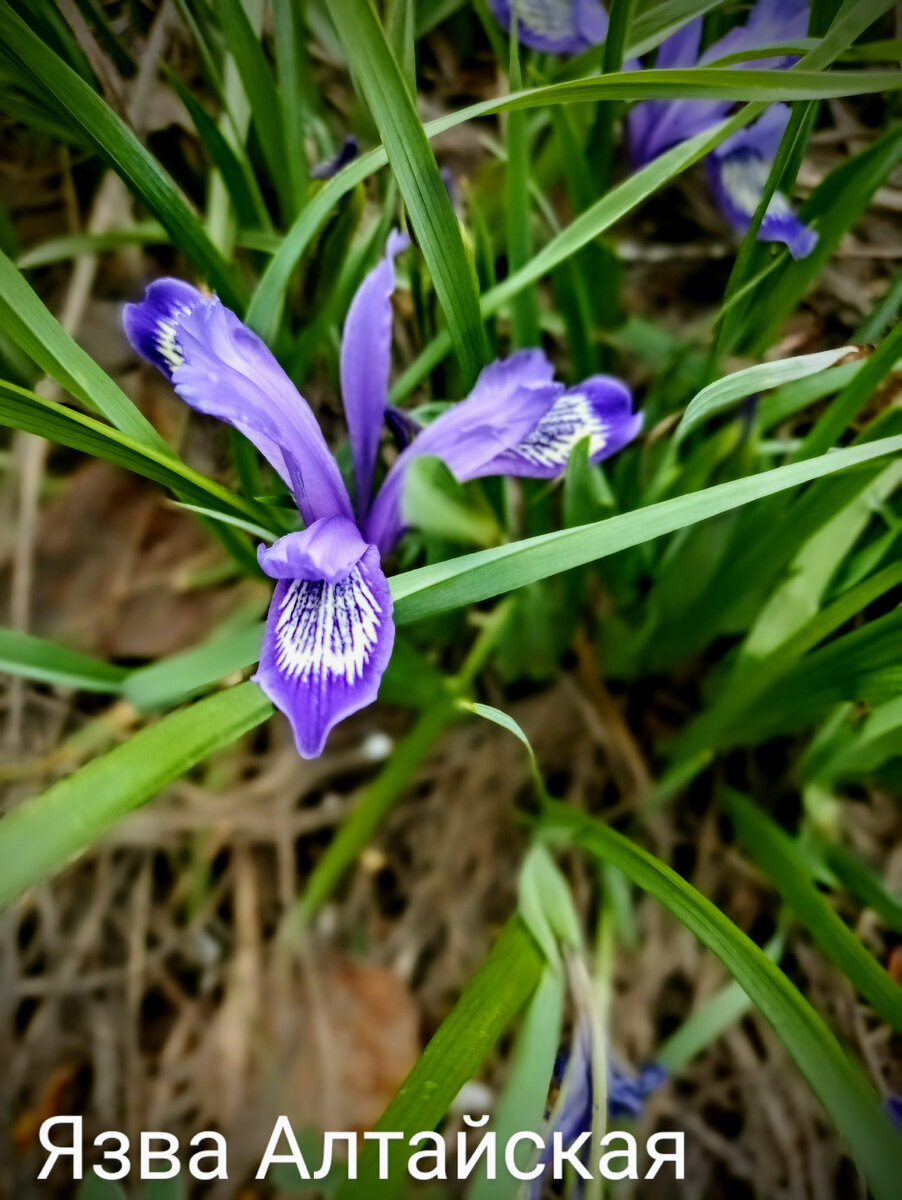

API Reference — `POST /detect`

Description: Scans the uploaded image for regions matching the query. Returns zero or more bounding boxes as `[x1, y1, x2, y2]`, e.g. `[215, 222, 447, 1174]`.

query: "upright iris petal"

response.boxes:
[489, 0, 607, 55]
[339, 230, 409, 518]
[707, 105, 817, 259]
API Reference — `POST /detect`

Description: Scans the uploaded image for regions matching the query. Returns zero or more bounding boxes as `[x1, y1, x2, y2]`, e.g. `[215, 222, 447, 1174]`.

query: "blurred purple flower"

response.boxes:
[527, 1016, 666, 1198]
[706, 104, 818, 258]
[311, 135, 359, 180]
[124, 242, 640, 758]
[489, 0, 607, 55]
[627, 0, 816, 257]
[886, 1095, 902, 1131]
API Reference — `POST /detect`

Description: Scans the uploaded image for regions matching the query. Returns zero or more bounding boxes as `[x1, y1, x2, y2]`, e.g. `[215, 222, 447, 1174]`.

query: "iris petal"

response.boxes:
[123, 278, 206, 380]
[364, 351, 561, 554]
[475, 376, 641, 479]
[489, 0, 607, 55]
[340, 230, 409, 520]
[627, 0, 810, 166]
[708, 107, 817, 259]
[253, 517, 394, 758]
[124, 282, 353, 525]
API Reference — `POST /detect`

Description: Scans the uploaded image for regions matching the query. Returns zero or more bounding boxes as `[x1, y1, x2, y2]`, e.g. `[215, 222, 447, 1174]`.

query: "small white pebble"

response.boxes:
[361, 731, 393, 760]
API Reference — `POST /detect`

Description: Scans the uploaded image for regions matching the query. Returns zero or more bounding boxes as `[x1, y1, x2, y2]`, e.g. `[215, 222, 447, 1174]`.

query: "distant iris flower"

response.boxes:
[527, 1014, 666, 1197]
[627, 0, 817, 258]
[489, 0, 608, 55]
[490, 0, 817, 258]
[124, 235, 640, 758]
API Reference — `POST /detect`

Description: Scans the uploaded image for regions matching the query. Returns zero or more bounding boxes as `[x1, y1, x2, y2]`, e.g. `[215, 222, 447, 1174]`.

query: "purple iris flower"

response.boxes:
[489, 0, 608, 56]
[527, 1017, 666, 1198]
[124, 237, 640, 758]
[627, 1, 817, 258]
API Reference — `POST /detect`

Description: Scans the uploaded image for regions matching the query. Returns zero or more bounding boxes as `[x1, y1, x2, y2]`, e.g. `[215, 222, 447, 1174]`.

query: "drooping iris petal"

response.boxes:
[125, 282, 353, 526]
[339, 230, 409, 520]
[627, 0, 809, 166]
[253, 516, 394, 759]
[707, 106, 817, 258]
[122, 278, 207, 380]
[474, 375, 641, 479]
[364, 351, 562, 554]
[489, 0, 607, 55]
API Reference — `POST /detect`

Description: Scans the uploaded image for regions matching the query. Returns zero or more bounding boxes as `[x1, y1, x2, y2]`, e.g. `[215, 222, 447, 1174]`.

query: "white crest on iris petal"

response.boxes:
[155, 306, 195, 371]
[511, 390, 608, 470]
[719, 150, 794, 222]
[274, 565, 384, 687]
[514, 0, 576, 40]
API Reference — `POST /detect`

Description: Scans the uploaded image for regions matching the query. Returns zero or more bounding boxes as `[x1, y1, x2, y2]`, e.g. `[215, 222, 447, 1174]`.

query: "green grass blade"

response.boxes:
[166, 70, 270, 230]
[0, 682, 272, 909]
[467, 965, 564, 1200]
[657, 936, 785, 1072]
[0, 1, 246, 309]
[328, 0, 487, 386]
[334, 919, 544, 1198]
[390, 434, 902, 625]
[712, 96, 818, 362]
[290, 700, 457, 930]
[0, 249, 168, 450]
[213, 0, 292, 220]
[626, 0, 724, 58]
[44, 438, 902, 708]
[0, 629, 128, 693]
[387, 0, 416, 97]
[805, 696, 902, 789]
[540, 801, 902, 1200]
[724, 790, 902, 1032]
[249, 65, 899, 344]
[272, 0, 311, 209]
[795, 318, 902, 460]
[804, 0, 898, 70]
[123, 623, 267, 711]
[820, 838, 902, 935]
[678, 346, 854, 440]
[505, 34, 539, 347]
[742, 125, 902, 353]
[673, 561, 902, 758]
[16, 224, 168, 269]
[0, 379, 270, 528]
[391, 109, 762, 398]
